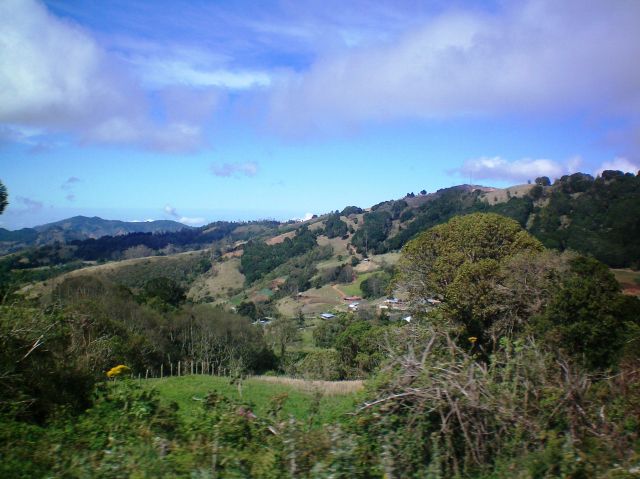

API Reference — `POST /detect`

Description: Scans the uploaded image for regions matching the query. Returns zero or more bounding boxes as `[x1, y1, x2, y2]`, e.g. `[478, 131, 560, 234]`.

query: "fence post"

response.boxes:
[161, 364, 164, 379]
[170, 362, 173, 377]
[145, 369, 149, 380]
[178, 361, 181, 377]
[191, 361, 194, 375]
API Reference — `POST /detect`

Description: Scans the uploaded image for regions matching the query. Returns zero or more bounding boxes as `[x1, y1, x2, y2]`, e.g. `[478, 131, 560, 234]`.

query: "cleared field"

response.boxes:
[316, 234, 351, 258]
[277, 284, 345, 316]
[481, 184, 534, 205]
[336, 271, 374, 297]
[266, 230, 296, 245]
[354, 252, 400, 273]
[145, 375, 361, 426]
[612, 268, 640, 296]
[188, 257, 245, 301]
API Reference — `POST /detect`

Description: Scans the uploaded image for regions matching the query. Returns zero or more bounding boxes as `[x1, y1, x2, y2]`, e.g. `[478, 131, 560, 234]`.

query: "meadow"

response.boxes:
[143, 375, 363, 427]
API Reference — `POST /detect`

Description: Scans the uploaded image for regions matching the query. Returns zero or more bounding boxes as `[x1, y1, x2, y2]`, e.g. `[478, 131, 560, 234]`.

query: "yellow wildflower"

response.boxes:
[468, 336, 478, 344]
[106, 364, 131, 378]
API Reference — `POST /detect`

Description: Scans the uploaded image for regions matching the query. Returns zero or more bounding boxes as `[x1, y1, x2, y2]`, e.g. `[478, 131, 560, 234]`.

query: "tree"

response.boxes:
[141, 277, 186, 308]
[533, 256, 640, 369]
[265, 317, 299, 358]
[398, 213, 543, 345]
[535, 176, 551, 186]
[237, 301, 258, 320]
[399, 213, 543, 301]
[0, 180, 7, 214]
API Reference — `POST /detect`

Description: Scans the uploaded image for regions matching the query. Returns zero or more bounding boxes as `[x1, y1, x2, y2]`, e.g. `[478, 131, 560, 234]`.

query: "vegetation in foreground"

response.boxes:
[2, 174, 640, 477]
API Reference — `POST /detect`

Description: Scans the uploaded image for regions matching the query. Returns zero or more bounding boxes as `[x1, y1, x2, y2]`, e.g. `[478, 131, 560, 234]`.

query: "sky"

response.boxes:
[1, 0, 639, 229]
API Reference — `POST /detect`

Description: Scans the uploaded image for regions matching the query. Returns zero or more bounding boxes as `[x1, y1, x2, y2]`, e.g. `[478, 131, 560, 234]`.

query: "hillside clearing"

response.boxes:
[188, 257, 245, 301]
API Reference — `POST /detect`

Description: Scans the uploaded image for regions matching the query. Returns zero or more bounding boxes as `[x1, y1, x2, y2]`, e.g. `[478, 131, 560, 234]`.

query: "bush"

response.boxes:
[295, 350, 342, 380]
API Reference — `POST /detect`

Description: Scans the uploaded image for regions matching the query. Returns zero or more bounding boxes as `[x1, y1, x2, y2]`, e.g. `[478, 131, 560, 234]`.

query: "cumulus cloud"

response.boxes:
[163, 204, 205, 226]
[595, 157, 640, 176]
[266, 0, 640, 140]
[457, 155, 639, 182]
[290, 212, 315, 222]
[0, 0, 215, 152]
[210, 161, 259, 178]
[456, 156, 579, 183]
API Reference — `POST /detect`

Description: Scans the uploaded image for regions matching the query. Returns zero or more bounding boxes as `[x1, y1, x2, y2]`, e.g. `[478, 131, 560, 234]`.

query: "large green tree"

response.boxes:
[0, 180, 7, 214]
[399, 212, 543, 300]
[398, 213, 543, 345]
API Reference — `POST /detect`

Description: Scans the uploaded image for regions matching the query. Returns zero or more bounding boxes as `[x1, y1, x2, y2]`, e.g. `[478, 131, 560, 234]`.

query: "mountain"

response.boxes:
[33, 216, 189, 239]
[0, 216, 190, 254]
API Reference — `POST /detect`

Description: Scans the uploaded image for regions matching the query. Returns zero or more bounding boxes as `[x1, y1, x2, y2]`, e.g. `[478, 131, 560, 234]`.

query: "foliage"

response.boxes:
[295, 350, 343, 380]
[323, 212, 348, 238]
[532, 256, 640, 369]
[266, 317, 300, 358]
[529, 171, 640, 267]
[351, 210, 392, 254]
[398, 213, 542, 316]
[0, 304, 95, 422]
[360, 270, 393, 298]
[0, 180, 7, 215]
[141, 276, 187, 308]
[334, 321, 391, 378]
[353, 326, 640, 478]
[241, 225, 318, 283]
[385, 186, 484, 251]
[237, 300, 258, 319]
[341, 206, 363, 216]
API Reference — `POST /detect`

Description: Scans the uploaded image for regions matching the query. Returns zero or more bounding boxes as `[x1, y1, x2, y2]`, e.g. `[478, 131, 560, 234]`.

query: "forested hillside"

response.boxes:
[0, 216, 190, 254]
[2, 211, 639, 477]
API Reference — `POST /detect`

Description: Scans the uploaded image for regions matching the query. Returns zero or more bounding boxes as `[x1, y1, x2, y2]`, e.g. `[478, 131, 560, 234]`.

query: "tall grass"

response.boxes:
[250, 375, 364, 395]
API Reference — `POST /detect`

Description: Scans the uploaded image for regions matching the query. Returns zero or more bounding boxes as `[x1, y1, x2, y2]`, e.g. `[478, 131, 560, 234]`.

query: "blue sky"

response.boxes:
[1, 0, 639, 229]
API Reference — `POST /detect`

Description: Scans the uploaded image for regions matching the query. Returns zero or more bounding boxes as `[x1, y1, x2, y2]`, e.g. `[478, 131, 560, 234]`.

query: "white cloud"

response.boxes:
[163, 204, 205, 226]
[210, 161, 259, 178]
[595, 157, 640, 176]
[135, 58, 271, 90]
[266, 0, 640, 139]
[290, 212, 315, 222]
[0, 0, 214, 152]
[456, 156, 575, 182]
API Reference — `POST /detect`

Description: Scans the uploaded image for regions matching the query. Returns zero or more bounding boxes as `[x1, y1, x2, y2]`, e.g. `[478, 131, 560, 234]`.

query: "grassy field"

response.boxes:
[144, 375, 362, 426]
[480, 184, 534, 205]
[336, 271, 374, 297]
[188, 257, 245, 302]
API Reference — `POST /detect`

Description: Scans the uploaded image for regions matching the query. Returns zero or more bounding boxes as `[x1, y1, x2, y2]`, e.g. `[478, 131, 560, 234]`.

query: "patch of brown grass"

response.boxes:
[250, 375, 364, 395]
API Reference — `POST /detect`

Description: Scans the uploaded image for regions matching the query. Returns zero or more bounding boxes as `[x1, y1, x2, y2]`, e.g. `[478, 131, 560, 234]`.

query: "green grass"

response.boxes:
[144, 375, 360, 426]
[336, 271, 374, 297]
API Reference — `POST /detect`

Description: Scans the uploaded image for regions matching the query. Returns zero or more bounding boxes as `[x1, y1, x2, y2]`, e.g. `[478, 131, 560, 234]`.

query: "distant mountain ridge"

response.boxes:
[0, 216, 190, 254]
